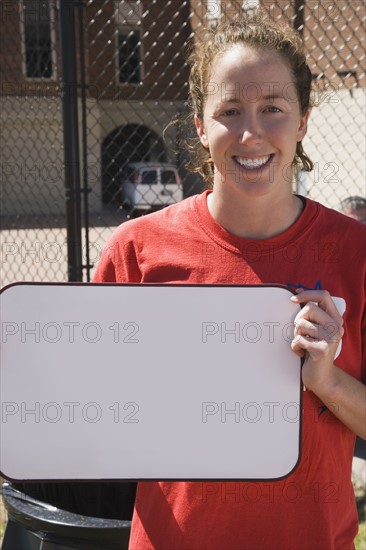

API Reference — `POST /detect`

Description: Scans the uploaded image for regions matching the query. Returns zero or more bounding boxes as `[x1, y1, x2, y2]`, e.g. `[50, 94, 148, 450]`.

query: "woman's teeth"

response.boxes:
[235, 155, 271, 169]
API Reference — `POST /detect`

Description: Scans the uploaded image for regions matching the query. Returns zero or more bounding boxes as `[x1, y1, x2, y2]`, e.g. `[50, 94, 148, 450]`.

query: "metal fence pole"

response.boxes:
[58, 0, 83, 282]
[77, 1, 92, 282]
[294, 0, 305, 35]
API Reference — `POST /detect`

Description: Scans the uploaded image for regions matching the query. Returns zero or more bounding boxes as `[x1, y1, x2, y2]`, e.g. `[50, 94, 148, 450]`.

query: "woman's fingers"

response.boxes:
[291, 334, 330, 359]
[293, 317, 343, 343]
[290, 290, 344, 361]
[291, 290, 344, 327]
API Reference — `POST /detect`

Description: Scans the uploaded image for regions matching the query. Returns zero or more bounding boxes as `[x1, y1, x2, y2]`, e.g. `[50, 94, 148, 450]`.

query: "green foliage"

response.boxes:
[355, 521, 366, 550]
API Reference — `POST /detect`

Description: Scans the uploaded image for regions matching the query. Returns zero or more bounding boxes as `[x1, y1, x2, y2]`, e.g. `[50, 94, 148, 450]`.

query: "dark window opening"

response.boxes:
[162, 171, 177, 184]
[141, 171, 158, 185]
[118, 29, 141, 83]
[23, 0, 53, 78]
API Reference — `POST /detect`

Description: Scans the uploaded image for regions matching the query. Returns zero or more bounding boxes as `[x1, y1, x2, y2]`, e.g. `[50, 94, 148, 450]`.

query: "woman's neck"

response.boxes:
[207, 190, 304, 240]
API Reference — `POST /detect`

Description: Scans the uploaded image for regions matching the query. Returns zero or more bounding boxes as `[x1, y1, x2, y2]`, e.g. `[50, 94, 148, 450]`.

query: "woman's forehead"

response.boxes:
[206, 45, 296, 103]
[210, 44, 292, 78]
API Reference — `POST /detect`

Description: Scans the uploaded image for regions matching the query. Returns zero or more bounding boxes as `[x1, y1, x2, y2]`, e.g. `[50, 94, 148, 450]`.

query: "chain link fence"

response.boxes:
[1, 0, 365, 285]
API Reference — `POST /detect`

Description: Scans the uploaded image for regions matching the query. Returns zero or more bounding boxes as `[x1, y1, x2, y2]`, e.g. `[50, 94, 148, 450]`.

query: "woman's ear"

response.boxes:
[297, 108, 311, 141]
[194, 114, 209, 149]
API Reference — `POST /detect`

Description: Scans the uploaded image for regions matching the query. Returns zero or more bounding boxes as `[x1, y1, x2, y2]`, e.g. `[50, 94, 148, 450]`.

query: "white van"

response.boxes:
[120, 162, 183, 211]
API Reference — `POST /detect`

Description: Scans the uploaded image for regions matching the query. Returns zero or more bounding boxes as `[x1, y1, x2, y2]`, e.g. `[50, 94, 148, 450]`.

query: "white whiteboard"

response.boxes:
[0, 283, 302, 481]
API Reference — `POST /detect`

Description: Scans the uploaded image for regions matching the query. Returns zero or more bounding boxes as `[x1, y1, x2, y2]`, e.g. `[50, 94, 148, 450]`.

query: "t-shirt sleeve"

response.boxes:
[93, 246, 117, 282]
[92, 226, 142, 283]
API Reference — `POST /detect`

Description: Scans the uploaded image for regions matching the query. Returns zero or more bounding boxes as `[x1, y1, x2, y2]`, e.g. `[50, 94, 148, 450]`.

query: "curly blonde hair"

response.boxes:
[185, 9, 314, 187]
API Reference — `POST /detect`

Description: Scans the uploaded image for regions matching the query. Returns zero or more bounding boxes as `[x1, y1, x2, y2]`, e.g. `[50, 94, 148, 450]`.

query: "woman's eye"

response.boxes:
[221, 109, 239, 116]
[264, 106, 281, 113]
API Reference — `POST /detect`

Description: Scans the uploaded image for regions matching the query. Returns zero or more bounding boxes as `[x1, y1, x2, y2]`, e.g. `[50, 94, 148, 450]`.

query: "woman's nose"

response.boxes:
[239, 116, 262, 144]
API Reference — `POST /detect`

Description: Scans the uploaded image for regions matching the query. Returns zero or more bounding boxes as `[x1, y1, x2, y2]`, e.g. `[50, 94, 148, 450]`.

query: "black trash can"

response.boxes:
[1, 482, 133, 550]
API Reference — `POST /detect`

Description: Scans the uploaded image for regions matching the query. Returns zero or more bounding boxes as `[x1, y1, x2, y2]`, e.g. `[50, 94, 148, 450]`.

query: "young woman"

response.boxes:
[94, 10, 366, 550]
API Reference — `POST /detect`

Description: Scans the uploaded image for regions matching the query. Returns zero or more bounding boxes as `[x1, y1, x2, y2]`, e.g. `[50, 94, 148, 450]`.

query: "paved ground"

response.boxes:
[1, 212, 123, 286]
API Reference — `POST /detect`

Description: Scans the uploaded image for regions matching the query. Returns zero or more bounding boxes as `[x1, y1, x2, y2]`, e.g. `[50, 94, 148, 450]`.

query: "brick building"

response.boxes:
[1, 0, 365, 215]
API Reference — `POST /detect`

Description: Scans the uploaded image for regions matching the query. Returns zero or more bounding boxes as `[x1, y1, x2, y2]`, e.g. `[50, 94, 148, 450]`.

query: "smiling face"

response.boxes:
[195, 45, 310, 202]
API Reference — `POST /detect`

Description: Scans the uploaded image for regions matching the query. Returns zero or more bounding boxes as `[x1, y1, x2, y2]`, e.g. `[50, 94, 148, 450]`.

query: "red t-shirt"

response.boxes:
[93, 191, 366, 550]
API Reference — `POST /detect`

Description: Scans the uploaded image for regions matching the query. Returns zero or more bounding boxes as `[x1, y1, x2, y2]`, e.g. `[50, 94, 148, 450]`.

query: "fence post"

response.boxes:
[294, 0, 305, 35]
[58, 0, 83, 281]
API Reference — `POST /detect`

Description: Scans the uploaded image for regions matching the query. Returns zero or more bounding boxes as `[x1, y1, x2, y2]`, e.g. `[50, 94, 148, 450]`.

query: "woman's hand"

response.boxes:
[290, 289, 344, 395]
[290, 288, 366, 438]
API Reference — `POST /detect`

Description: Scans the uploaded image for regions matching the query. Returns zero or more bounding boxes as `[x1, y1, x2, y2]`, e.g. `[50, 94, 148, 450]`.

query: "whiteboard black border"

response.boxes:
[0, 282, 303, 483]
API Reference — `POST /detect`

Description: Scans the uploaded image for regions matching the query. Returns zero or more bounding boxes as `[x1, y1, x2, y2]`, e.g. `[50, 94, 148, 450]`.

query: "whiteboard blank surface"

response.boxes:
[0, 283, 302, 481]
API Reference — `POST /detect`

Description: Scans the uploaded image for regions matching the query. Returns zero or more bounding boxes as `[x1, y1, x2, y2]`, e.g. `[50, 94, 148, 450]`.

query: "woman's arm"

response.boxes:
[290, 289, 366, 439]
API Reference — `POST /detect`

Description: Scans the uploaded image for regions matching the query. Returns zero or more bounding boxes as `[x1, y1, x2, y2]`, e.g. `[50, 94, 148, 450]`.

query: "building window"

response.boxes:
[21, 0, 53, 78]
[115, 1, 143, 84]
[118, 28, 142, 83]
